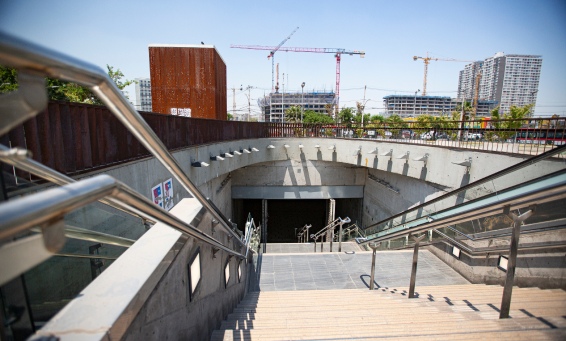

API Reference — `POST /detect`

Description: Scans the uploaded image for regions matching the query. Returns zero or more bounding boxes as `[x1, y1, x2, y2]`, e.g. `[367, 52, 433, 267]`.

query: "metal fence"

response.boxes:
[2, 101, 564, 187]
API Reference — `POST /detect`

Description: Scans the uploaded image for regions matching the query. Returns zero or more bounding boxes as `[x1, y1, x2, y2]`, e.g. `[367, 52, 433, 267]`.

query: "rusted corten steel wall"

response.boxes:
[0, 101, 269, 187]
[149, 44, 227, 120]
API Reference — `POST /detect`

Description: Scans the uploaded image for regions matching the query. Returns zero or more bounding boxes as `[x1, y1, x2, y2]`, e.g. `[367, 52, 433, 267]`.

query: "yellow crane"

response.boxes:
[413, 52, 475, 95]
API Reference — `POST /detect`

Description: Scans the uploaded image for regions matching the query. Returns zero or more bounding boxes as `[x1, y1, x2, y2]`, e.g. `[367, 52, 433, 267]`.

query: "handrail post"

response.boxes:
[500, 207, 534, 318]
[408, 234, 425, 298]
[338, 217, 350, 252]
[312, 234, 316, 253]
[369, 242, 380, 290]
[329, 225, 334, 252]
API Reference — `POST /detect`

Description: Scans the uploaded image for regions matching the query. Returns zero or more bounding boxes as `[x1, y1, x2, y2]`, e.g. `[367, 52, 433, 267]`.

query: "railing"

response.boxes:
[341, 223, 366, 242]
[0, 32, 244, 249]
[310, 217, 350, 252]
[296, 224, 311, 243]
[363, 143, 566, 239]
[1, 99, 564, 187]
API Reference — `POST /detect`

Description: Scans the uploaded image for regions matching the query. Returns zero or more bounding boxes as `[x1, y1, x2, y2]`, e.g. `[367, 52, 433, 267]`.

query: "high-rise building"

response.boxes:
[459, 53, 542, 114]
[457, 61, 483, 101]
[135, 78, 152, 112]
[258, 91, 336, 122]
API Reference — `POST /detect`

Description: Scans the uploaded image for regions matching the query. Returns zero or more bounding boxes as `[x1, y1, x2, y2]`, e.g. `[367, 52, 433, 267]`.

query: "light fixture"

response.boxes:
[452, 157, 472, 167]
[314, 145, 320, 149]
[368, 147, 378, 154]
[191, 161, 210, 167]
[233, 150, 242, 155]
[267, 145, 275, 149]
[243, 149, 251, 154]
[414, 153, 429, 162]
[299, 144, 304, 149]
[284, 144, 290, 149]
[328, 145, 336, 151]
[353, 146, 362, 156]
[224, 260, 231, 287]
[497, 255, 508, 271]
[251, 147, 259, 152]
[187, 249, 201, 301]
[381, 149, 393, 157]
[223, 152, 234, 158]
[451, 245, 461, 259]
[210, 155, 224, 161]
[396, 151, 410, 160]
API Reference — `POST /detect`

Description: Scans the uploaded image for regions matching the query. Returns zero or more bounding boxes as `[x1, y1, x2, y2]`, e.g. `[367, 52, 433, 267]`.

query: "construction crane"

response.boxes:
[413, 52, 475, 96]
[264, 27, 299, 92]
[231, 44, 365, 116]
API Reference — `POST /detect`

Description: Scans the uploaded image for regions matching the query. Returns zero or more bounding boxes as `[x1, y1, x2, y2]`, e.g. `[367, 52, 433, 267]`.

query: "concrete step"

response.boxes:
[211, 316, 564, 340]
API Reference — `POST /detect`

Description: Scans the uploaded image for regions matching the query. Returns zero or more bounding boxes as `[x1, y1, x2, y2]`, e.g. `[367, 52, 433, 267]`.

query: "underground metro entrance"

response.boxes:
[233, 198, 362, 243]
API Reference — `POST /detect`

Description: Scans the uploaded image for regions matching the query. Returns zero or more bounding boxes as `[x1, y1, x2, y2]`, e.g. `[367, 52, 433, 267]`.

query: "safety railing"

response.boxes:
[243, 213, 261, 257]
[363, 143, 566, 240]
[296, 224, 311, 243]
[311, 217, 350, 252]
[0, 32, 243, 250]
[341, 223, 366, 242]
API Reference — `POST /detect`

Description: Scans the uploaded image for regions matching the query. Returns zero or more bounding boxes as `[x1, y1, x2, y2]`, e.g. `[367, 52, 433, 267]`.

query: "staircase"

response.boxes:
[212, 284, 566, 340]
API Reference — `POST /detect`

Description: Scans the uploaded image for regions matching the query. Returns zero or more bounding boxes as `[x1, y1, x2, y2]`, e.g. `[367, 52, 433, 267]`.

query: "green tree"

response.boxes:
[303, 110, 334, 124]
[227, 112, 234, 121]
[1, 64, 134, 105]
[0, 66, 18, 93]
[285, 105, 302, 123]
[338, 107, 355, 127]
[489, 104, 533, 141]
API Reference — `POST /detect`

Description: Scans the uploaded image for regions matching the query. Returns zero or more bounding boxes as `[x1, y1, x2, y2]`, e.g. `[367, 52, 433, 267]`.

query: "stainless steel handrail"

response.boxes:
[0, 32, 243, 246]
[0, 174, 245, 259]
[0, 144, 154, 224]
[364, 143, 566, 232]
[359, 171, 566, 245]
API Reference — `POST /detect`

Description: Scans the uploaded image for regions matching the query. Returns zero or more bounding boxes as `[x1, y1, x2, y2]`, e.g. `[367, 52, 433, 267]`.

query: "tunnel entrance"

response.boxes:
[233, 198, 362, 243]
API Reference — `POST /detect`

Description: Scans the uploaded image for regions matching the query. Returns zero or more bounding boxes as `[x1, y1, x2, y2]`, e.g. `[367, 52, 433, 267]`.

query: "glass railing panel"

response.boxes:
[2, 195, 146, 331]
[363, 147, 566, 241]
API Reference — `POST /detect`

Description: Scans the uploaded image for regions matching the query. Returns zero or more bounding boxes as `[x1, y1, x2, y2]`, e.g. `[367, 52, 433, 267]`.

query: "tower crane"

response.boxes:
[266, 27, 299, 92]
[231, 44, 365, 116]
[413, 52, 475, 96]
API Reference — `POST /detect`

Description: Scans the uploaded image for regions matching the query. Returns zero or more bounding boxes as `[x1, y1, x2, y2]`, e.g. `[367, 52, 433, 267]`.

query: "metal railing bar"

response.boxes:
[364, 143, 566, 231]
[54, 253, 118, 260]
[432, 229, 566, 255]
[0, 174, 245, 259]
[30, 225, 135, 247]
[0, 32, 243, 247]
[445, 217, 566, 241]
[0, 144, 154, 224]
[360, 175, 566, 245]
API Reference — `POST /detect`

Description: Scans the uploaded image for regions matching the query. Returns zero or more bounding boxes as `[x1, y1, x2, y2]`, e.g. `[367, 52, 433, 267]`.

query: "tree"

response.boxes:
[338, 107, 355, 127]
[1, 64, 134, 105]
[453, 101, 473, 121]
[285, 105, 302, 123]
[303, 110, 334, 124]
[227, 113, 234, 121]
[489, 104, 534, 140]
[0, 66, 18, 93]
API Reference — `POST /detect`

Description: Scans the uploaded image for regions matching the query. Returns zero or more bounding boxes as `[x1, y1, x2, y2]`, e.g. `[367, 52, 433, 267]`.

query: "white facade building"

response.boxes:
[135, 78, 152, 112]
[460, 53, 542, 114]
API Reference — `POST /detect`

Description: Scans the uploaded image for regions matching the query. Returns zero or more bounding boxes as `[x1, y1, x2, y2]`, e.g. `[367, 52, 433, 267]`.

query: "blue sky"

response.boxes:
[1, 0, 565, 117]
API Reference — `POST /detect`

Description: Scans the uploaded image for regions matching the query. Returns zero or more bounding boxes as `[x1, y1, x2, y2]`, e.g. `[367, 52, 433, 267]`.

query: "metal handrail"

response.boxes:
[359, 170, 566, 245]
[0, 174, 245, 259]
[0, 32, 243, 247]
[432, 228, 566, 255]
[0, 144, 154, 224]
[296, 224, 311, 243]
[364, 143, 566, 232]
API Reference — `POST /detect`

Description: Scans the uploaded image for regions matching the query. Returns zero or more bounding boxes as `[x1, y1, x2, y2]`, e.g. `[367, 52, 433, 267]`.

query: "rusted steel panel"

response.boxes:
[149, 45, 227, 120]
[58, 103, 76, 173]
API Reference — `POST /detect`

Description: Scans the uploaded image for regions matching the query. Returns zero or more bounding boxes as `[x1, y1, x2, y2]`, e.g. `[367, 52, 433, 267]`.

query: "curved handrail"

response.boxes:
[0, 32, 243, 247]
[364, 143, 566, 232]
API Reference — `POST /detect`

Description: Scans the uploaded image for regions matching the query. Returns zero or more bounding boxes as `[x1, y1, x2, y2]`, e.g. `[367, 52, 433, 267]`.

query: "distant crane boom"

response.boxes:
[413, 52, 476, 96]
[268, 27, 299, 59]
[231, 44, 365, 116]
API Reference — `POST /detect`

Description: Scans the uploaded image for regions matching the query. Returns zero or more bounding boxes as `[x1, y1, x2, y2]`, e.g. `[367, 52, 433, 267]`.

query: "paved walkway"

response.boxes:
[251, 245, 469, 292]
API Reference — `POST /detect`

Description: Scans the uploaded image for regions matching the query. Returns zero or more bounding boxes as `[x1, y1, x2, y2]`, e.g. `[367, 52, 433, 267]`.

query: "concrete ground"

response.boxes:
[251, 243, 470, 292]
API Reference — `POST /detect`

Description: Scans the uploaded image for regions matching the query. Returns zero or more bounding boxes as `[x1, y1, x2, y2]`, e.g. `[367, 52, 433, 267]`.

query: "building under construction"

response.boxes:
[383, 95, 497, 118]
[258, 91, 336, 122]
